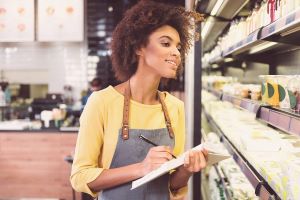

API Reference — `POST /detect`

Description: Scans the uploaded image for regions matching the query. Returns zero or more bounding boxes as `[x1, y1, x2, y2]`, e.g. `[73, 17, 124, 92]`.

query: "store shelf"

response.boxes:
[203, 87, 223, 100]
[206, 8, 300, 64]
[259, 107, 300, 136]
[202, 107, 280, 199]
[196, 0, 249, 52]
[260, 8, 300, 45]
[223, 28, 262, 57]
[222, 93, 261, 114]
[205, 89, 300, 137]
[209, 54, 223, 64]
[213, 165, 232, 200]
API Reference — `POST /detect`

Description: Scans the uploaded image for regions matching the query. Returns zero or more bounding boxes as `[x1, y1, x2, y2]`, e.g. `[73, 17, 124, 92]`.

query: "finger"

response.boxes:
[191, 151, 200, 172]
[152, 146, 174, 160]
[184, 152, 190, 167]
[149, 147, 172, 159]
[152, 146, 171, 153]
[202, 148, 209, 158]
[189, 151, 195, 168]
[193, 151, 200, 171]
[198, 151, 207, 169]
[155, 152, 172, 160]
[151, 157, 170, 164]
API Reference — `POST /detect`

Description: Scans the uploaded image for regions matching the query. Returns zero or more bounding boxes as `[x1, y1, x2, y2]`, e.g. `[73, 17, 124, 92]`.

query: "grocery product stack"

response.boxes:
[202, 89, 300, 199]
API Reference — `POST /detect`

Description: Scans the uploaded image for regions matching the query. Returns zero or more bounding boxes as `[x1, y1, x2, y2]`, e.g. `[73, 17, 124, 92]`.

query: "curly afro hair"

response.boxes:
[111, 0, 203, 81]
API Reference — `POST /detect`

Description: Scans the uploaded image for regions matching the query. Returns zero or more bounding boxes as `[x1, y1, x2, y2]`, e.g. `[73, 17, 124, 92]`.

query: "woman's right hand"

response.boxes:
[140, 146, 173, 176]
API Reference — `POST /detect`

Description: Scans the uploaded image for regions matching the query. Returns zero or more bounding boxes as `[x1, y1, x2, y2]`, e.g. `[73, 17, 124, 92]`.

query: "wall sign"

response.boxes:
[0, 0, 34, 42]
[37, 0, 84, 42]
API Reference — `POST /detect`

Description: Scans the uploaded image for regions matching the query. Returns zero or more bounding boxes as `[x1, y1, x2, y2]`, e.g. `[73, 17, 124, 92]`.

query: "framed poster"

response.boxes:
[37, 0, 84, 42]
[0, 0, 34, 42]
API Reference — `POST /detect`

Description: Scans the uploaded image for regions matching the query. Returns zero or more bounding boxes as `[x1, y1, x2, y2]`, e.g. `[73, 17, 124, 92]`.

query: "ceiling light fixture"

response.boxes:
[108, 6, 113, 12]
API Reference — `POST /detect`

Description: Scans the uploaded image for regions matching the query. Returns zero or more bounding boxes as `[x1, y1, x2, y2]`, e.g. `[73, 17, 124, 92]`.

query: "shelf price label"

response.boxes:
[286, 13, 296, 25]
[237, 41, 243, 48]
[246, 34, 254, 43]
[269, 25, 276, 34]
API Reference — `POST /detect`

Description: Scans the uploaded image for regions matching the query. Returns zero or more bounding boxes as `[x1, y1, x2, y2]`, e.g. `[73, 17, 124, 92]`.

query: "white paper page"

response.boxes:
[131, 142, 230, 190]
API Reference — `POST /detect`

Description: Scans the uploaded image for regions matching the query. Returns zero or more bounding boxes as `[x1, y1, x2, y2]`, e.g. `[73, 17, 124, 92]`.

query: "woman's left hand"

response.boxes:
[169, 149, 208, 191]
[181, 149, 208, 174]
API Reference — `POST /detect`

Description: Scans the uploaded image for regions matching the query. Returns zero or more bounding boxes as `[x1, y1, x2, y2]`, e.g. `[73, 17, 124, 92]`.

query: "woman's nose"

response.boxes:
[171, 47, 180, 57]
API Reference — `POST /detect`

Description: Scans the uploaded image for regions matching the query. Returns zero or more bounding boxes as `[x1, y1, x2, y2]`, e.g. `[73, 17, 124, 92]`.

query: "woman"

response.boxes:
[70, 1, 206, 199]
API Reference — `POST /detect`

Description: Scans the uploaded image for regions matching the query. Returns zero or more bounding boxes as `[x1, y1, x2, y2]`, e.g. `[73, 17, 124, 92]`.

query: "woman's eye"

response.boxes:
[161, 42, 170, 47]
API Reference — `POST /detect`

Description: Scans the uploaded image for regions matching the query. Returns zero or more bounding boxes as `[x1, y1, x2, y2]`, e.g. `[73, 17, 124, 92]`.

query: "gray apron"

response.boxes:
[100, 81, 175, 200]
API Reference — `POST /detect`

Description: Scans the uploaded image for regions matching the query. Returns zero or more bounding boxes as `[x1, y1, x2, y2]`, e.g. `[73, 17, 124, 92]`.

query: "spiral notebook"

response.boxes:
[131, 142, 230, 190]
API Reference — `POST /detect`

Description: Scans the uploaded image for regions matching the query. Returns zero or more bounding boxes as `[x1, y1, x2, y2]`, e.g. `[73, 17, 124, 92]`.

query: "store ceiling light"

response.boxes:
[97, 24, 105, 30]
[97, 31, 106, 37]
[210, 0, 224, 16]
[108, 6, 113, 12]
[249, 42, 277, 54]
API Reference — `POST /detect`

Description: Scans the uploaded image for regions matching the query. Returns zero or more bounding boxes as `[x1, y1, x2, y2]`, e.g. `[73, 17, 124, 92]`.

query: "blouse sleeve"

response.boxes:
[70, 92, 105, 197]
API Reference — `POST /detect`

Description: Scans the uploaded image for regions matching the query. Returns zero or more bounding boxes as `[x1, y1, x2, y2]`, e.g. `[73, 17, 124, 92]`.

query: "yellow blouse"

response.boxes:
[70, 86, 187, 198]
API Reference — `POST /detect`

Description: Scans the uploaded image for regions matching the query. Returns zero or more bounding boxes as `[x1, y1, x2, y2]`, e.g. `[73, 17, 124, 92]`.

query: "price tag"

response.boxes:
[237, 41, 243, 48]
[286, 13, 296, 25]
[269, 25, 276, 34]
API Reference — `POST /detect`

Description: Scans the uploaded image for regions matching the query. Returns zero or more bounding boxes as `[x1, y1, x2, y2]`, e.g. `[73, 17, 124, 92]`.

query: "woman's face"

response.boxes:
[137, 25, 182, 79]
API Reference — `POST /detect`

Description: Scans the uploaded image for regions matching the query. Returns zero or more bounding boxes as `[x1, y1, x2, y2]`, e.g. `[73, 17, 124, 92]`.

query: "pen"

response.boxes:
[139, 135, 177, 159]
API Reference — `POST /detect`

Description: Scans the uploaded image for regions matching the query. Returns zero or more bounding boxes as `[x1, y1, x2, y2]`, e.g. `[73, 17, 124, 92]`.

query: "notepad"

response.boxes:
[131, 142, 230, 190]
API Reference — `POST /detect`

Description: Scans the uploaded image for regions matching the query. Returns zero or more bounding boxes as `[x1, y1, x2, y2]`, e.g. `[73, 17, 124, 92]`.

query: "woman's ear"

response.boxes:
[135, 47, 144, 57]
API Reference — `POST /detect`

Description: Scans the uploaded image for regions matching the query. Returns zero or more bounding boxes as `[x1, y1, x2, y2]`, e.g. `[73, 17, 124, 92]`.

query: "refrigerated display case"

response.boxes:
[196, 0, 300, 199]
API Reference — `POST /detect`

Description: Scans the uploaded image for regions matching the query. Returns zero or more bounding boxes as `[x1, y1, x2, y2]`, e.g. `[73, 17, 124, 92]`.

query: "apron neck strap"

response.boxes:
[157, 92, 174, 138]
[121, 81, 131, 140]
[121, 80, 174, 140]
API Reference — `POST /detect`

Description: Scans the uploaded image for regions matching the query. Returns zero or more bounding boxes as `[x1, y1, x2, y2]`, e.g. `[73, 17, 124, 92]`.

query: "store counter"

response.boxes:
[0, 128, 82, 200]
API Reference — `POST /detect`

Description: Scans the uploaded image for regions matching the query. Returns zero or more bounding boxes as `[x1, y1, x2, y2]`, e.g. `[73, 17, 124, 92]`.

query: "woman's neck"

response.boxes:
[129, 74, 161, 105]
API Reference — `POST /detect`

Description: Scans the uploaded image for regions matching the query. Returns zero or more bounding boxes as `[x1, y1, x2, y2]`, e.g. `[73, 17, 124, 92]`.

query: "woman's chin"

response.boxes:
[162, 73, 177, 79]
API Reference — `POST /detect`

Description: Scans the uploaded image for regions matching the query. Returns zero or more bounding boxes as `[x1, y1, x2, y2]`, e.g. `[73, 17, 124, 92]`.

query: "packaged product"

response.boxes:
[287, 75, 300, 112]
[260, 75, 280, 106]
